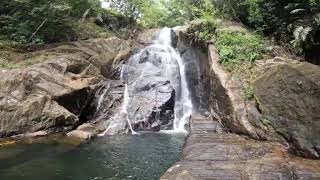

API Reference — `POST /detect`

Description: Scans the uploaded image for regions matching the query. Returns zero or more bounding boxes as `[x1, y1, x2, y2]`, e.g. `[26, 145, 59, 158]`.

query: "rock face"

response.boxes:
[200, 41, 320, 159]
[136, 29, 160, 44]
[254, 63, 320, 158]
[175, 30, 211, 113]
[78, 80, 128, 135]
[162, 115, 320, 180]
[205, 44, 268, 139]
[0, 37, 133, 137]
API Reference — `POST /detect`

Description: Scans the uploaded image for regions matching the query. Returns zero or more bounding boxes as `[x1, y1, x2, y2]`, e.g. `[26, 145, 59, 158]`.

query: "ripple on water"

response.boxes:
[0, 132, 185, 180]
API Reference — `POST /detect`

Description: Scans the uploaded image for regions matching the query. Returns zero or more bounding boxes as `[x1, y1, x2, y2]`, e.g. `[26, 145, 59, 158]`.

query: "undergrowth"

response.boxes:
[187, 18, 217, 43]
[215, 30, 263, 73]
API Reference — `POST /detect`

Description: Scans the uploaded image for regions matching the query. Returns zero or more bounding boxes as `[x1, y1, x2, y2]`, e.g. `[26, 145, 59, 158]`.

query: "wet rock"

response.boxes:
[176, 32, 208, 113]
[11, 131, 48, 138]
[136, 29, 160, 44]
[128, 79, 175, 131]
[84, 80, 125, 122]
[86, 79, 175, 134]
[254, 63, 320, 158]
[66, 130, 94, 140]
[120, 45, 177, 132]
[77, 80, 129, 135]
[161, 115, 320, 180]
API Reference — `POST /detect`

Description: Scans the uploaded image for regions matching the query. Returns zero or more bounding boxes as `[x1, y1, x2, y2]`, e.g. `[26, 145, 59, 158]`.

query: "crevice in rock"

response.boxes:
[254, 97, 262, 114]
[53, 87, 94, 125]
[66, 63, 90, 74]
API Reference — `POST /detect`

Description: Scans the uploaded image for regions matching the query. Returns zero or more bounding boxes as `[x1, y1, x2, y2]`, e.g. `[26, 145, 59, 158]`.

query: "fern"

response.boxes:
[290, 9, 306, 15]
[294, 26, 312, 42]
[292, 26, 312, 53]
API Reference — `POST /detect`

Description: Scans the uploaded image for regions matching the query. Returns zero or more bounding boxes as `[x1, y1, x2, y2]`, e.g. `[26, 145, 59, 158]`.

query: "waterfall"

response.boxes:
[97, 27, 193, 135]
[122, 27, 193, 133]
[154, 28, 193, 133]
[171, 49, 193, 132]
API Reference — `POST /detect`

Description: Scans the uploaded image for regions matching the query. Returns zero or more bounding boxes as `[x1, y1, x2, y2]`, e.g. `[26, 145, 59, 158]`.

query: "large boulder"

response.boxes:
[0, 37, 133, 137]
[254, 63, 320, 158]
[76, 78, 175, 135]
[120, 45, 177, 132]
[0, 53, 95, 137]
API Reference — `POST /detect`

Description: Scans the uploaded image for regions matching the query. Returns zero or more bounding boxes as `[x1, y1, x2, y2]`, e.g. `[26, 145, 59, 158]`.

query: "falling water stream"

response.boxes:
[122, 84, 138, 135]
[118, 27, 193, 134]
[156, 28, 193, 132]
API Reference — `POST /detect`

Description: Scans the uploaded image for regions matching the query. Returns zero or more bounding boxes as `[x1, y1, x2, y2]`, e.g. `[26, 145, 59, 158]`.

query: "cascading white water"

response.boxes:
[99, 27, 193, 135]
[171, 49, 193, 132]
[122, 84, 138, 135]
[155, 28, 193, 133]
[95, 83, 110, 113]
[98, 84, 138, 136]
[122, 27, 193, 133]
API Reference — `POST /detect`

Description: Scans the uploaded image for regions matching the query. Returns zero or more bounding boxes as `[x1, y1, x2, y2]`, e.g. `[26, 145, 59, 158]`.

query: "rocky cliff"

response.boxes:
[0, 37, 133, 138]
[176, 26, 320, 159]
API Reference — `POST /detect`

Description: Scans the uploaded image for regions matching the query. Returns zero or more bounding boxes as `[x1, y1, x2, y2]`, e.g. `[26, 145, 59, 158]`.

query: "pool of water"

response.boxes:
[0, 133, 185, 180]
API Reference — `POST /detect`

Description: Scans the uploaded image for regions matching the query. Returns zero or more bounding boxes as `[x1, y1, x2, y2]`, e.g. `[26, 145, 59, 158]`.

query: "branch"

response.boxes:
[28, 18, 48, 42]
[227, 0, 246, 27]
[81, 7, 92, 22]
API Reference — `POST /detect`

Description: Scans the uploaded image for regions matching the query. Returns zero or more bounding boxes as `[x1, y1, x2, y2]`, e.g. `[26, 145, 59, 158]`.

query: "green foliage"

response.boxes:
[107, 0, 189, 28]
[108, 0, 146, 20]
[167, 0, 215, 22]
[215, 30, 262, 71]
[240, 0, 264, 30]
[243, 84, 255, 100]
[138, 0, 173, 28]
[95, 9, 136, 35]
[0, 0, 122, 49]
[210, 0, 320, 61]
[106, 0, 217, 28]
[187, 18, 217, 42]
[0, 52, 14, 68]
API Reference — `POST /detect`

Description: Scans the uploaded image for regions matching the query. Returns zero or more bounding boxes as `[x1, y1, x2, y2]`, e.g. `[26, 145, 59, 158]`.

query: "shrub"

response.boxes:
[211, 0, 320, 63]
[215, 30, 263, 72]
[187, 18, 217, 42]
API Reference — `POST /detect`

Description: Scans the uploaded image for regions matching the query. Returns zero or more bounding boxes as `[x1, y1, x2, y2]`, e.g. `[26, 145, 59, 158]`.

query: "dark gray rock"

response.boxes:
[119, 45, 177, 131]
[254, 63, 320, 159]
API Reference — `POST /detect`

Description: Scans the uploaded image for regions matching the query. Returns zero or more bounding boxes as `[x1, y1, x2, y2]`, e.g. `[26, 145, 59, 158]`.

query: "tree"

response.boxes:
[0, 0, 102, 46]
[106, 0, 147, 20]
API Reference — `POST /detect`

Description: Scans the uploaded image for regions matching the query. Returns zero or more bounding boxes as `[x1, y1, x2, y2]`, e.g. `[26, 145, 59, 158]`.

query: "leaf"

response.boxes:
[290, 8, 306, 15]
